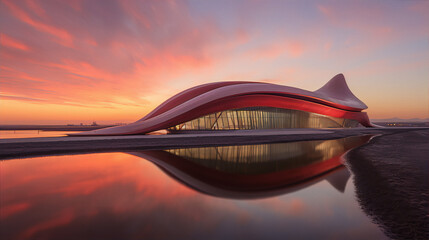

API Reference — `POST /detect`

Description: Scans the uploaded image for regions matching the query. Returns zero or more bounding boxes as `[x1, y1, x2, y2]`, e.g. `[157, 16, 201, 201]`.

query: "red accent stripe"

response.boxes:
[141, 83, 363, 122]
[141, 82, 254, 121]
[124, 94, 371, 134]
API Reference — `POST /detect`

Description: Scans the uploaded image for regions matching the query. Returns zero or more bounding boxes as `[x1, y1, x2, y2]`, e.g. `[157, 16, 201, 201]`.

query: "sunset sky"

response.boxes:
[0, 0, 428, 124]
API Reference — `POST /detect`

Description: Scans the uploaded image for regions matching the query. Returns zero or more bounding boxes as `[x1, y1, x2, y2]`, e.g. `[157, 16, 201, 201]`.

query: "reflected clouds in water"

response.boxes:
[1, 135, 387, 240]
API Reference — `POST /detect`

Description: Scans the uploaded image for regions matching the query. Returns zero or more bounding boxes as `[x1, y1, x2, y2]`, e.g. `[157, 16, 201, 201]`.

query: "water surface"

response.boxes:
[0, 136, 388, 240]
[0, 130, 79, 139]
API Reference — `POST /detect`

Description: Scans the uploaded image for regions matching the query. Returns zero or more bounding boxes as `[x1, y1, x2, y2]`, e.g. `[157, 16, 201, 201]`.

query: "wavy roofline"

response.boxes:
[70, 74, 373, 136]
[141, 74, 366, 122]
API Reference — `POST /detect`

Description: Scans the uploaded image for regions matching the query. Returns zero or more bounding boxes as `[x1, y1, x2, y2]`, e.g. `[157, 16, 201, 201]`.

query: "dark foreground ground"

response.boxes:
[345, 129, 429, 240]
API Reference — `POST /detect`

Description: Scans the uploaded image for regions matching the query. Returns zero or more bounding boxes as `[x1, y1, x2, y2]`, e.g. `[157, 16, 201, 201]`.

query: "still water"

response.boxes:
[0, 130, 79, 139]
[0, 136, 389, 240]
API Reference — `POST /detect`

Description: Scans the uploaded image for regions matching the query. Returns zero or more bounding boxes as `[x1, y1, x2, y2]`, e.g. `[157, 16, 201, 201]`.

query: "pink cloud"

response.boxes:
[314, 2, 410, 61]
[287, 41, 304, 57]
[0, 34, 30, 51]
[316, 2, 397, 45]
[0, 0, 233, 111]
[249, 40, 306, 59]
[3, 0, 73, 47]
[65, 0, 83, 12]
[0, 0, 426, 122]
[25, 0, 47, 19]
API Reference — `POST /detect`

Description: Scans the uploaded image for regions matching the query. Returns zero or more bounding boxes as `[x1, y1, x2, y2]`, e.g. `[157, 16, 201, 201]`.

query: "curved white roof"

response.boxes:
[70, 73, 369, 136]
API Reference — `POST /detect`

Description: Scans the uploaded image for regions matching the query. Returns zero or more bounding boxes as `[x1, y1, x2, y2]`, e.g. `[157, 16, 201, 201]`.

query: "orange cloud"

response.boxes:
[287, 41, 304, 57]
[0, 0, 231, 120]
[0, 0, 257, 124]
[0, 34, 30, 51]
[0, 0, 426, 123]
[3, 0, 73, 47]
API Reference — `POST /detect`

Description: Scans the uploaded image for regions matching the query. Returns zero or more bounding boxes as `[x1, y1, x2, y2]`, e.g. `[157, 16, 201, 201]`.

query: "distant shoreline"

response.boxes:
[0, 125, 116, 131]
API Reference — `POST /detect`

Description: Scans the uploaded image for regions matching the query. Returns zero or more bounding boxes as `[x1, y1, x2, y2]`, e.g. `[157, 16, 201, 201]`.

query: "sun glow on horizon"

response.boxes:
[1, 0, 428, 124]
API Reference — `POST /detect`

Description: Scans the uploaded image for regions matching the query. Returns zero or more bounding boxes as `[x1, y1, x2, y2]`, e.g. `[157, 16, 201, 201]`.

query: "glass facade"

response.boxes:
[168, 107, 359, 131]
[165, 136, 369, 175]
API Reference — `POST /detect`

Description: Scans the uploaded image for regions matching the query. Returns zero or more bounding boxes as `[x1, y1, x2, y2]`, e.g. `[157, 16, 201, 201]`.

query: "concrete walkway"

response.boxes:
[1, 127, 427, 160]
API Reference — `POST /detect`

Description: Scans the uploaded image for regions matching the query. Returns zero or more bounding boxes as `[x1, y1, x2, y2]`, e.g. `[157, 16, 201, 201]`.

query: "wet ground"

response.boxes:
[345, 129, 429, 240]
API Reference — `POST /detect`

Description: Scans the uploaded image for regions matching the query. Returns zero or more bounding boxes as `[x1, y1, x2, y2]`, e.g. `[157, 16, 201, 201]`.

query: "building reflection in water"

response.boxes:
[129, 135, 373, 199]
[1, 135, 382, 240]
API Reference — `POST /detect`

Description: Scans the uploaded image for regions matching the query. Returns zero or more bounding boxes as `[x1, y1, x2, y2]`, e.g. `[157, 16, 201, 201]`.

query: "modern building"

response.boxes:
[72, 73, 373, 136]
